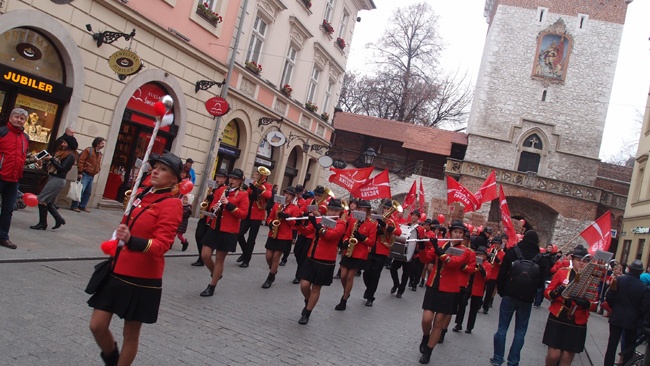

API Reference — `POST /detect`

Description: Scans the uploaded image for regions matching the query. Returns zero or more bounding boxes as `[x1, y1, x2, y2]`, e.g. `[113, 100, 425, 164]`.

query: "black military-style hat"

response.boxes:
[284, 186, 296, 196]
[327, 198, 343, 210]
[215, 169, 228, 177]
[228, 168, 244, 180]
[149, 152, 183, 181]
[314, 186, 326, 195]
[358, 200, 371, 209]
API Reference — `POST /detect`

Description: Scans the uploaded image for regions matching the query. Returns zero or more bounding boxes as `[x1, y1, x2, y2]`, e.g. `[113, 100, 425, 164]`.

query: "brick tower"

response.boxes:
[447, 0, 633, 245]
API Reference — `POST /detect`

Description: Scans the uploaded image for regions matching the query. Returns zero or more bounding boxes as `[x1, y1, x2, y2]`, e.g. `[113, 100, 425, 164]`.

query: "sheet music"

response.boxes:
[273, 195, 286, 204]
[321, 217, 337, 229]
[445, 247, 464, 256]
[351, 210, 366, 221]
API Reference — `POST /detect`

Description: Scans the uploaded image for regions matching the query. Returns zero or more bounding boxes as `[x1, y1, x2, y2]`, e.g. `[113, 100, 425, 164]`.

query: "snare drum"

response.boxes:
[390, 224, 417, 262]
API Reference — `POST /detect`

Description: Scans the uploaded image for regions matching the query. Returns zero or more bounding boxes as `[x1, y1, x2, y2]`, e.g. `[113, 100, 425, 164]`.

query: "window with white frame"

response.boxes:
[203, 0, 218, 10]
[338, 10, 349, 38]
[281, 46, 298, 87]
[324, 0, 336, 22]
[246, 16, 267, 63]
[322, 80, 334, 111]
[306, 67, 321, 102]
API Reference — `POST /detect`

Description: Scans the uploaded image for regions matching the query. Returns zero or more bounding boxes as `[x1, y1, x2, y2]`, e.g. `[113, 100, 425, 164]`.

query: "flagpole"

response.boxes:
[556, 231, 584, 253]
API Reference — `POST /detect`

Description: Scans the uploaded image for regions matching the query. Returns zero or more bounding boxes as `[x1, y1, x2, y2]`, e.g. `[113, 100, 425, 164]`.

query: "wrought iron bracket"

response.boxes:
[258, 116, 283, 127]
[87, 24, 136, 48]
[195, 79, 226, 93]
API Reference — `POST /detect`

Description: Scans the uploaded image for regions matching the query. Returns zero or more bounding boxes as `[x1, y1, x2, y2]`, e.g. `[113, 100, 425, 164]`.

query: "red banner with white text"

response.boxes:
[328, 167, 374, 193]
[351, 169, 392, 200]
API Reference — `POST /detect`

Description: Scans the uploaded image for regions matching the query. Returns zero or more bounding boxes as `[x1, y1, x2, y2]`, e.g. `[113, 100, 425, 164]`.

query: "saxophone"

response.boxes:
[345, 218, 363, 257]
[270, 203, 284, 239]
[199, 187, 214, 219]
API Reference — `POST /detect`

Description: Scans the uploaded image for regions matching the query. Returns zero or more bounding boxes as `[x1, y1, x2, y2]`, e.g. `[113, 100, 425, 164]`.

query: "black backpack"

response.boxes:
[508, 246, 542, 301]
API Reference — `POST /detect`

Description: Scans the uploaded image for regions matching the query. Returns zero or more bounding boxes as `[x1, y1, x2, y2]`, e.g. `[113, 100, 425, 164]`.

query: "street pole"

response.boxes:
[196, 0, 250, 213]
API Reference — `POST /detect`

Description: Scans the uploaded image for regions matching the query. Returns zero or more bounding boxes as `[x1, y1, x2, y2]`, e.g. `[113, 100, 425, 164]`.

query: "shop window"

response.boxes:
[637, 239, 645, 260]
[14, 94, 58, 154]
[0, 28, 65, 83]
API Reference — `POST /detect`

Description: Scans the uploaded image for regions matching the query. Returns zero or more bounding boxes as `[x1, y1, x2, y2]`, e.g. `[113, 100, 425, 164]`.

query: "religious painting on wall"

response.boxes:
[532, 20, 573, 83]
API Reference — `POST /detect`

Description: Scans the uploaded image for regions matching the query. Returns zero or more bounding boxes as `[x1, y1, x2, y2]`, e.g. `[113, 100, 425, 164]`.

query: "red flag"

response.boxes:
[499, 186, 518, 248]
[328, 167, 373, 193]
[351, 169, 392, 200]
[474, 171, 498, 209]
[402, 181, 417, 209]
[446, 176, 479, 213]
[418, 177, 425, 210]
[581, 211, 612, 255]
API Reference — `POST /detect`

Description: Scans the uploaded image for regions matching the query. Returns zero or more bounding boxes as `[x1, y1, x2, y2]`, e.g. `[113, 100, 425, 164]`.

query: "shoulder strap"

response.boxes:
[0, 126, 8, 137]
[514, 246, 524, 260]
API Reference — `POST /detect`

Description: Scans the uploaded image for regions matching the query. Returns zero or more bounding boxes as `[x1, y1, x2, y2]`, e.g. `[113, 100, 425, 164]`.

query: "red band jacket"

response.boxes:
[342, 217, 377, 260]
[266, 201, 301, 240]
[458, 248, 477, 288]
[375, 218, 402, 256]
[421, 242, 472, 293]
[471, 260, 492, 297]
[208, 186, 249, 234]
[307, 218, 346, 261]
[247, 181, 272, 220]
[544, 267, 595, 325]
[113, 188, 183, 279]
[296, 198, 328, 239]
[487, 248, 505, 280]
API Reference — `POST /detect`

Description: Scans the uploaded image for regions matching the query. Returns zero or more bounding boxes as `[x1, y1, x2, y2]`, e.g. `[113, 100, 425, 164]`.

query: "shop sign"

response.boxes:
[222, 121, 238, 146]
[218, 145, 239, 157]
[255, 157, 273, 167]
[108, 50, 142, 76]
[205, 96, 229, 117]
[0, 64, 72, 101]
[266, 131, 286, 147]
[632, 227, 650, 234]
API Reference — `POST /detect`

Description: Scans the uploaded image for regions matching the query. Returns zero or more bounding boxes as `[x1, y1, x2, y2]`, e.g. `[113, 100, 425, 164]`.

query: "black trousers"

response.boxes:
[293, 235, 312, 279]
[238, 219, 262, 264]
[483, 279, 497, 311]
[454, 287, 471, 326]
[194, 218, 208, 256]
[465, 295, 483, 331]
[363, 253, 387, 301]
[410, 258, 425, 286]
[604, 324, 637, 366]
[389, 259, 412, 294]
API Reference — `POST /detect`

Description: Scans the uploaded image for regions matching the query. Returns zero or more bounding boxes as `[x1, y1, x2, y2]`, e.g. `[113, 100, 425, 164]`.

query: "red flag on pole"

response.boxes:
[418, 177, 425, 210]
[328, 167, 374, 193]
[580, 211, 612, 255]
[474, 171, 498, 209]
[402, 181, 417, 209]
[351, 169, 392, 200]
[499, 186, 518, 248]
[446, 176, 480, 213]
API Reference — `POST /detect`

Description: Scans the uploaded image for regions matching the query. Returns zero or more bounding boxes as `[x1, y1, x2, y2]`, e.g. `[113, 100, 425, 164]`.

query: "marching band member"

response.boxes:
[453, 230, 477, 333]
[390, 210, 422, 298]
[464, 246, 491, 334]
[482, 237, 505, 314]
[543, 245, 596, 366]
[298, 199, 346, 325]
[334, 200, 377, 311]
[280, 184, 306, 266]
[409, 219, 432, 291]
[237, 168, 273, 268]
[418, 220, 472, 364]
[191, 169, 228, 267]
[292, 186, 328, 284]
[199, 169, 249, 297]
[334, 198, 358, 280]
[363, 200, 402, 307]
[261, 186, 301, 289]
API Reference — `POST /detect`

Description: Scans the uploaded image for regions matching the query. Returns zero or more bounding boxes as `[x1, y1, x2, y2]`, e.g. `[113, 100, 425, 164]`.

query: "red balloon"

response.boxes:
[437, 214, 445, 224]
[520, 219, 526, 226]
[153, 101, 167, 117]
[23, 193, 38, 207]
[467, 224, 474, 233]
[420, 213, 427, 221]
[179, 180, 194, 195]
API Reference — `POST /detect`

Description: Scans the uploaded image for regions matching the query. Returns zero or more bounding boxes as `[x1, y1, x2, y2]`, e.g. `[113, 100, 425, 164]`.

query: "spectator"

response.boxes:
[71, 137, 105, 212]
[0, 108, 30, 249]
[180, 158, 195, 184]
[176, 193, 194, 252]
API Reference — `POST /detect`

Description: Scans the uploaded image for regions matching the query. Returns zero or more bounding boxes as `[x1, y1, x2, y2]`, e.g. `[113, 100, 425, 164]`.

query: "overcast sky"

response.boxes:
[346, 0, 650, 161]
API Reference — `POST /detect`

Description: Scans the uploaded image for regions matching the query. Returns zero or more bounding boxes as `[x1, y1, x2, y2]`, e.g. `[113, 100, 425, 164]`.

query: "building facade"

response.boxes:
[619, 87, 650, 267]
[0, 0, 373, 210]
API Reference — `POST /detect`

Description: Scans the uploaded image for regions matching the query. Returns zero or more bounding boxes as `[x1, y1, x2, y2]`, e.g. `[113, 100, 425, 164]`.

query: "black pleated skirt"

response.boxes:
[542, 312, 587, 353]
[88, 274, 162, 324]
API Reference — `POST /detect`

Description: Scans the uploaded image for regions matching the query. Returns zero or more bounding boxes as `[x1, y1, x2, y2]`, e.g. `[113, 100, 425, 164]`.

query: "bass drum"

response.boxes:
[390, 224, 417, 262]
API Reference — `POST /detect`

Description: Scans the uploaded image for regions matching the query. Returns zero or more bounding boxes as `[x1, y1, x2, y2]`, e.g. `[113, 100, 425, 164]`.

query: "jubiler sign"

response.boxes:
[108, 50, 141, 76]
[0, 64, 72, 101]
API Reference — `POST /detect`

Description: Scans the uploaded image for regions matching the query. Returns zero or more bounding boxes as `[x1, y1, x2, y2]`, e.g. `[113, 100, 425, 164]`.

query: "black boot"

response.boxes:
[419, 334, 430, 354]
[100, 342, 119, 366]
[334, 296, 347, 311]
[191, 257, 204, 267]
[30, 205, 48, 230]
[419, 278, 425, 287]
[438, 329, 447, 344]
[262, 272, 275, 289]
[299, 307, 311, 325]
[452, 324, 462, 332]
[200, 284, 216, 297]
[47, 204, 65, 229]
[418, 345, 433, 364]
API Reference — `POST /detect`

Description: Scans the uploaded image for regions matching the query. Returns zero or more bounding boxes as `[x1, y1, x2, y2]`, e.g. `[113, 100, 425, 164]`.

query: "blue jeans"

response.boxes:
[0, 180, 19, 241]
[71, 173, 94, 209]
[491, 296, 533, 366]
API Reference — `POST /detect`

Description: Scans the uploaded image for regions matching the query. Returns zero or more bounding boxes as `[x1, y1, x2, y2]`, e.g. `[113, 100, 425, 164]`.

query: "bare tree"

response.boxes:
[339, 2, 472, 128]
[603, 110, 643, 166]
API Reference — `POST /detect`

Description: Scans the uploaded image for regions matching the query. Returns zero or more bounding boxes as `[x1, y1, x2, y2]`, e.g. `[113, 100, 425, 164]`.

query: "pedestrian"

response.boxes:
[490, 230, 546, 366]
[199, 169, 249, 297]
[180, 158, 195, 184]
[261, 186, 300, 289]
[298, 198, 346, 325]
[88, 152, 183, 366]
[603, 259, 650, 366]
[191, 169, 228, 267]
[30, 134, 78, 230]
[0, 108, 30, 249]
[71, 137, 105, 212]
[176, 193, 194, 252]
[236, 168, 272, 268]
[543, 244, 595, 366]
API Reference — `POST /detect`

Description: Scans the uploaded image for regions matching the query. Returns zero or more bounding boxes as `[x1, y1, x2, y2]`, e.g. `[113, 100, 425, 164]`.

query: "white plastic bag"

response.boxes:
[67, 181, 83, 202]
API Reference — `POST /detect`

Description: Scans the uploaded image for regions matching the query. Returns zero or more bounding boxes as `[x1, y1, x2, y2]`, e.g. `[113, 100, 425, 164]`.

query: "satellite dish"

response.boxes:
[318, 155, 333, 168]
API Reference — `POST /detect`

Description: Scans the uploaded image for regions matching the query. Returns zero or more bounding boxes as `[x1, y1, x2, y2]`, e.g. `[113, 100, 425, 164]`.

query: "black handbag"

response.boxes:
[85, 246, 122, 295]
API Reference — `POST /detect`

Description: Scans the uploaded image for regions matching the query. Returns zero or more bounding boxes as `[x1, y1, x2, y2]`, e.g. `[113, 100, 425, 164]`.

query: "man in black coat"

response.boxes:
[490, 230, 547, 366]
[603, 259, 650, 366]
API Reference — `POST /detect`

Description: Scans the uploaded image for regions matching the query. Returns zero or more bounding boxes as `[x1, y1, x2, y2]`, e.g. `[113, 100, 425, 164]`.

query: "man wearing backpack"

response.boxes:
[490, 230, 546, 366]
[71, 137, 105, 212]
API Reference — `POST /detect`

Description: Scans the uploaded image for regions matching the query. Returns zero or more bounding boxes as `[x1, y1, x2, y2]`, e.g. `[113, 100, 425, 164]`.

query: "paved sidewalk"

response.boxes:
[0, 203, 623, 365]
